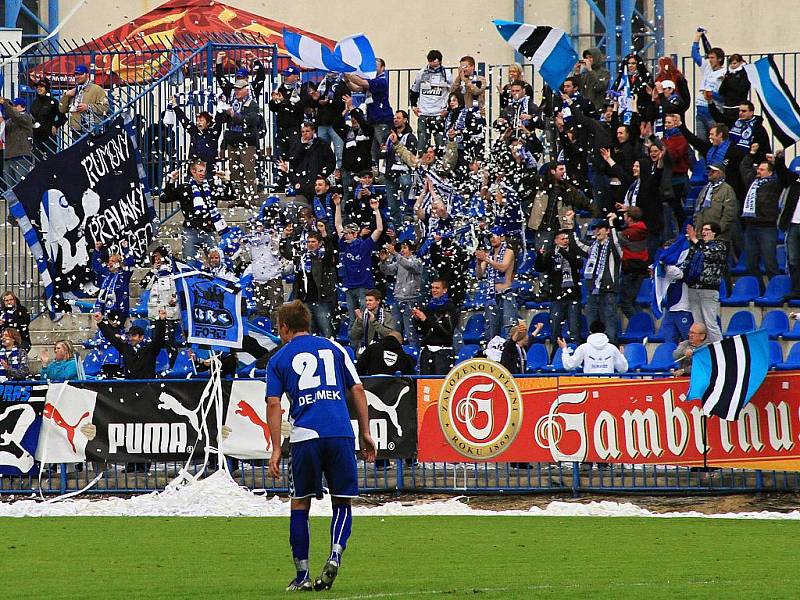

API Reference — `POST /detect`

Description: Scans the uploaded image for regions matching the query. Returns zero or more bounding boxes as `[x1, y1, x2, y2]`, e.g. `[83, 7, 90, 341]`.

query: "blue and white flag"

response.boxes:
[3, 115, 157, 319]
[651, 235, 690, 319]
[745, 56, 800, 148]
[334, 33, 377, 79]
[175, 270, 244, 349]
[239, 317, 280, 369]
[687, 330, 770, 421]
[492, 20, 578, 90]
[283, 30, 350, 73]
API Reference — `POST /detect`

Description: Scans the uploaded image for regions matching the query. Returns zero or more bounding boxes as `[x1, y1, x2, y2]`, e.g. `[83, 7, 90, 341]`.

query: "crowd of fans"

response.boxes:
[1, 31, 800, 382]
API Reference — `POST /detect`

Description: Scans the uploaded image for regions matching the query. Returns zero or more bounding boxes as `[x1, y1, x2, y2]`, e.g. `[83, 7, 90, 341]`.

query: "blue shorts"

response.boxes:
[289, 437, 359, 500]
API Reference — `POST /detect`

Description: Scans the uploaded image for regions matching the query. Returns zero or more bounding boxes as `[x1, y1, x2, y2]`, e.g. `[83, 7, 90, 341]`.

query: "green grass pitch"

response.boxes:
[2, 515, 799, 599]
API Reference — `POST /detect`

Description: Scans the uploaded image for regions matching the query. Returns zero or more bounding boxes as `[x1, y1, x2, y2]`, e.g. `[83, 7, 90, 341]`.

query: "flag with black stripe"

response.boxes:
[687, 330, 769, 421]
[745, 56, 800, 148]
[493, 20, 578, 90]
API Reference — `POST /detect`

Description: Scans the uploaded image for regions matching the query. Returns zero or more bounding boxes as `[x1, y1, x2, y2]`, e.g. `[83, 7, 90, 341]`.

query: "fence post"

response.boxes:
[59, 463, 67, 494]
[571, 461, 581, 498]
[755, 469, 764, 493]
[395, 459, 404, 492]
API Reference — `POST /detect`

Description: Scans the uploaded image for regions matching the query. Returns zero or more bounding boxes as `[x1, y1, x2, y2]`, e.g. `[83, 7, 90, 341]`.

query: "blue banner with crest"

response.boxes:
[175, 270, 244, 349]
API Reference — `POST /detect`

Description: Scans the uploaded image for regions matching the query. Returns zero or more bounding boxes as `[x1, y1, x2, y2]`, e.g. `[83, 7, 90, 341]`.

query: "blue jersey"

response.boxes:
[266, 334, 361, 442]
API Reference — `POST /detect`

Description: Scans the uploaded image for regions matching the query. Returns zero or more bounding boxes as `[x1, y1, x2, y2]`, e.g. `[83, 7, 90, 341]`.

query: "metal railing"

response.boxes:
[0, 39, 279, 314]
[2, 373, 800, 499]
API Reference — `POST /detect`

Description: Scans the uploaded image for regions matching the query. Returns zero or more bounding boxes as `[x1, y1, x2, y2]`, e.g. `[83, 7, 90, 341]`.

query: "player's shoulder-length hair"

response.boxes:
[277, 300, 311, 334]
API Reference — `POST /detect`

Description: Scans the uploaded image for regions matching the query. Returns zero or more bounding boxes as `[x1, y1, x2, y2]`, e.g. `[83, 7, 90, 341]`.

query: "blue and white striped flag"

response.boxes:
[687, 330, 770, 421]
[492, 20, 578, 90]
[651, 235, 690, 319]
[745, 56, 800, 148]
[283, 30, 350, 72]
[334, 33, 377, 79]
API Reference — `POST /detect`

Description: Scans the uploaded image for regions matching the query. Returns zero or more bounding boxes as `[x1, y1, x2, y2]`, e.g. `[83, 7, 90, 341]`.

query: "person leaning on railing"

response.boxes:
[39, 340, 79, 381]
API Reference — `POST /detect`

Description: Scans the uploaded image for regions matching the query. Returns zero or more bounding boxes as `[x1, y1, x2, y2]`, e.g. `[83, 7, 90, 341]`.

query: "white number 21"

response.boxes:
[292, 350, 337, 390]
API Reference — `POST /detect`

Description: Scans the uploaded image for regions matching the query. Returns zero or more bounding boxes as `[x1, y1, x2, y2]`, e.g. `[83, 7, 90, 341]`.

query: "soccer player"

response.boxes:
[267, 300, 377, 592]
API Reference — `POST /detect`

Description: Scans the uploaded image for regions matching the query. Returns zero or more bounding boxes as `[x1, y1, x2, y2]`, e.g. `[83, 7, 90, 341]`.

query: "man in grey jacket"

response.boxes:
[1, 98, 33, 187]
[379, 239, 423, 345]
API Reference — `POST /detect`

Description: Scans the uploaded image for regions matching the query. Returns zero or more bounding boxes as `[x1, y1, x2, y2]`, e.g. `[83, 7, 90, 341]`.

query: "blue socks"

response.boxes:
[289, 509, 310, 581]
[329, 504, 352, 564]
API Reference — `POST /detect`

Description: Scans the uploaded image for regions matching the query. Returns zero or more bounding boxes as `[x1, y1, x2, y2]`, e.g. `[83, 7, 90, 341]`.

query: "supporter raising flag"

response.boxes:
[744, 56, 800, 147]
[282, 31, 377, 77]
[687, 329, 770, 421]
[492, 20, 578, 90]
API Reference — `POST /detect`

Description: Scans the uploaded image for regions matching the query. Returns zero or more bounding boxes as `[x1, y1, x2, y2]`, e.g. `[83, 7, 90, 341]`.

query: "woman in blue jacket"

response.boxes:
[39, 340, 79, 381]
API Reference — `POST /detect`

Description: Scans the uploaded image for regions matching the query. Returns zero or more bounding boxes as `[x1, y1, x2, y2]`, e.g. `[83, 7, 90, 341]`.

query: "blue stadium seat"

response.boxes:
[768, 340, 784, 369]
[525, 344, 549, 373]
[721, 276, 760, 307]
[462, 314, 486, 344]
[516, 250, 536, 276]
[463, 289, 491, 311]
[775, 342, 800, 371]
[402, 345, 420, 362]
[547, 344, 577, 372]
[635, 278, 653, 307]
[623, 343, 648, 371]
[528, 312, 551, 341]
[718, 279, 729, 303]
[724, 310, 757, 337]
[455, 344, 480, 364]
[754, 275, 792, 307]
[760, 310, 790, 340]
[640, 342, 678, 372]
[155, 349, 171, 375]
[784, 318, 800, 341]
[82, 349, 104, 377]
[730, 250, 748, 275]
[618, 312, 655, 343]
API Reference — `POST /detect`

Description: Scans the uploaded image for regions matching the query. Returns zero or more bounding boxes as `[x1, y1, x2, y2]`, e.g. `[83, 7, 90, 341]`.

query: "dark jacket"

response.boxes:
[173, 105, 223, 165]
[218, 98, 262, 148]
[418, 299, 459, 347]
[356, 334, 416, 376]
[335, 108, 375, 174]
[286, 137, 336, 199]
[682, 238, 728, 290]
[311, 75, 348, 127]
[2, 103, 34, 159]
[578, 48, 611, 110]
[160, 180, 230, 233]
[739, 154, 783, 228]
[534, 245, 582, 302]
[776, 155, 800, 232]
[268, 82, 311, 130]
[681, 124, 747, 200]
[30, 94, 64, 142]
[718, 68, 751, 115]
[280, 233, 338, 303]
[99, 319, 167, 379]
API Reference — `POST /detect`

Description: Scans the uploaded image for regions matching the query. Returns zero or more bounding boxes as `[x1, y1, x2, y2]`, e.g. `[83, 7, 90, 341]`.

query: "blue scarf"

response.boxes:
[583, 239, 611, 293]
[428, 293, 450, 311]
[190, 178, 226, 232]
[663, 127, 681, 139]
[699, 179, 724, 211]
[742, 174, 777, 217]
[706, 139, 730, 167]
[312, 193, 334, 224]
[0, 346, 20, 378]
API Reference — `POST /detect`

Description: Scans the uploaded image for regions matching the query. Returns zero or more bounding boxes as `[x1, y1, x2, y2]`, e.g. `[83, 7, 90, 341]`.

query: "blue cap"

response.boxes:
[282, 66, 300, 77]
[490, 225, 506, 236]
[73, 64, 89, 75]
[235, 67, 249, 79]
[11, 98, 26, 107]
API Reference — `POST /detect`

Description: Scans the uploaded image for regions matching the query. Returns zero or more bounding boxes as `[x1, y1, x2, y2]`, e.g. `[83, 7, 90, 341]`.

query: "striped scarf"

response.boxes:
[623, 178, 641, 207]
[742, 175, 776, 217]
[706, 140, 730, 167]
[699, 179, 724, 211]
[190, 178, 227, 232]
[486, 242, 507, 286]
[0, 346, 20, 378]
[583, 239, 610, 294]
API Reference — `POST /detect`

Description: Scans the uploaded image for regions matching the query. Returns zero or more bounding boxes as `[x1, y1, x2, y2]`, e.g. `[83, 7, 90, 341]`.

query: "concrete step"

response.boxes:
[31, 329, 93, 346]
[30, 312, 96, 332]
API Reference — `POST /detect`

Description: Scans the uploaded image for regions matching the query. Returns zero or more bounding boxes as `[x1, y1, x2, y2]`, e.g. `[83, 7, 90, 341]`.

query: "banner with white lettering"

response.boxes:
[417, 363, 800, 470]
[358, 377, 417, 459]
[3, 115, 157, 317]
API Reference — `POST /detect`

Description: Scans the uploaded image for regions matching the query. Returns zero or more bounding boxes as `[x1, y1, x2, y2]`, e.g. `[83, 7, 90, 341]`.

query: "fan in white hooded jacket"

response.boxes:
[561, 332, 628, 374]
